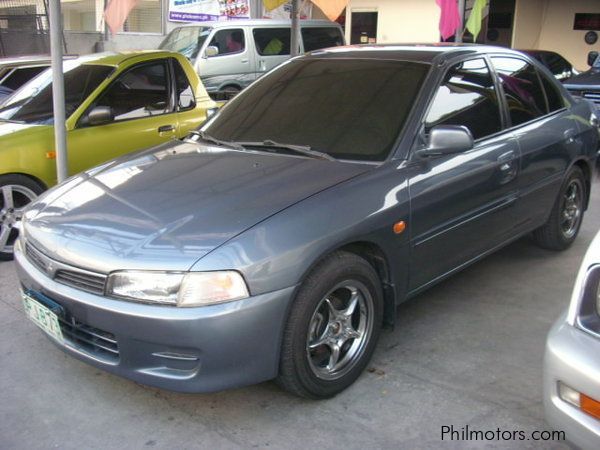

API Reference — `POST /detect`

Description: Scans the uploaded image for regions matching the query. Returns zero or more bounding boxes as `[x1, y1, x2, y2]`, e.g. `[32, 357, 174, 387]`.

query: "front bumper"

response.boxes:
[543, 311, 600, 448]
[14, 243, 296, 393]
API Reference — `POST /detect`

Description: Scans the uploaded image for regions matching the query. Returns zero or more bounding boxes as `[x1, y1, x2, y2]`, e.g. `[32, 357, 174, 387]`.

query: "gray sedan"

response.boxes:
[544, 230, 600, 448]
[14, 45, 599, 398]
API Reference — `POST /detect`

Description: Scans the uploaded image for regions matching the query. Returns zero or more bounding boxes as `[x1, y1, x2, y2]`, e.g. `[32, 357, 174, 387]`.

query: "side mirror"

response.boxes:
[416, 125, 474, 158]
[204, 46, 219, 58]
[87, 106, 113, 126]
[588, 51, 598, 67]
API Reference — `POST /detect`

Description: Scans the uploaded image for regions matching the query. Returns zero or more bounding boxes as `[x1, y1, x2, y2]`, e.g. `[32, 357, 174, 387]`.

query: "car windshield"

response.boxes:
[204, 58, 429, 161]
[0, 62, 112, 125]
[160, 26, 212, 59]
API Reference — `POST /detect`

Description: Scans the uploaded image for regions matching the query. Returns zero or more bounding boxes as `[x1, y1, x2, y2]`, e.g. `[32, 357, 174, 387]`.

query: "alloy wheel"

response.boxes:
[306, 281, 374, 380]
[560, 179, 583, 239]
[0, 184, 37, 255]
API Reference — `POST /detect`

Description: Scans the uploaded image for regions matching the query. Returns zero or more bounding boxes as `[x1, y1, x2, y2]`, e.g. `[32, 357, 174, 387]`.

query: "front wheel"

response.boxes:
[277, 251, 383, 399]
[0, 175, 44, 260]
[532, 166, 586, 251]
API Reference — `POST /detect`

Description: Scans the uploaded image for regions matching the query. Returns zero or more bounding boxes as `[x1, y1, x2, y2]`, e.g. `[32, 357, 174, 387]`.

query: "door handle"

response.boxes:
[497, 151, 516, 164]
[158, 125, 174, 133]
[241, 58, 249, 63]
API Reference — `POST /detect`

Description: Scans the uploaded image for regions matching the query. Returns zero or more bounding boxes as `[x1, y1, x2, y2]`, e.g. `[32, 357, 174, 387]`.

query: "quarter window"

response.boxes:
[94, 62, 171, 122]
[208, 29, 245, 56]
[539, 72, 565, 113]
[425, 58, 503, 140]
[301, 27, 344, 52]
[253, 28, 291, 56]
[491, 57, 547, 126]
[173, 60, 195, 111]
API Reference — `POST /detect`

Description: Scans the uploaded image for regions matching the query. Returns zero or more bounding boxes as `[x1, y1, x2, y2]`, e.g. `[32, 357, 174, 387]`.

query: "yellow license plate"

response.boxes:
[22, 292, 64, 343]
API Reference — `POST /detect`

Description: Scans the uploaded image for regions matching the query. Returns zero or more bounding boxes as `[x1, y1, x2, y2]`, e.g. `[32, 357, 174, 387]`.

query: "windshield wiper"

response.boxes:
[188, 130, 245, 151]
[239, 139, 335, 161]
[0, 118, 25, 124]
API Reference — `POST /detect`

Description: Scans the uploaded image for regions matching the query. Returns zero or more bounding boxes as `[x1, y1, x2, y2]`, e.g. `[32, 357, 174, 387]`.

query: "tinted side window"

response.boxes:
[253, 28, 291, 56]
[492, 57, 547, 126]
[543, 52, 571, 77]
[1, 66, 47, 90]
[425, 58, 503, 140]
[209, 29, 245, 56]
[95, 62, 171, 121]
[539, 72, 565, 112]
[301, 27, 344, 52]
[173, 60, 195, 110]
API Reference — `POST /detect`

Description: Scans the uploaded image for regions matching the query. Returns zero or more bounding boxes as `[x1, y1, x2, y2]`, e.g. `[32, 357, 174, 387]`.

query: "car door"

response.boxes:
[252, 27, 291, 78]
[490, 56, 583, 228]
[407, 57, 521, 292]
[67, 59, 178, 175]
[200, 27, 254, 87]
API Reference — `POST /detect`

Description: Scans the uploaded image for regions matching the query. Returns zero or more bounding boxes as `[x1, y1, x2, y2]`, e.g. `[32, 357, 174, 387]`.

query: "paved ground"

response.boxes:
[1, 180, 598, 450]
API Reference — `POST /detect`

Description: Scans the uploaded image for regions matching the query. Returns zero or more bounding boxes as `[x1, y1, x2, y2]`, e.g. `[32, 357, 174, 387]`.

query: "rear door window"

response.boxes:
[491, 56, 548, 127]
[208, 29, 245, 56]
[301, 27, 344, 52]
[425, 58, 503, 140]
[253, 28, 291, 56]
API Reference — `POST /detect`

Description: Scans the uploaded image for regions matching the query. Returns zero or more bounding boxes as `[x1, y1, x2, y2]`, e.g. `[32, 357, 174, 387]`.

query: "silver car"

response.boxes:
[544, 230, 600, 448]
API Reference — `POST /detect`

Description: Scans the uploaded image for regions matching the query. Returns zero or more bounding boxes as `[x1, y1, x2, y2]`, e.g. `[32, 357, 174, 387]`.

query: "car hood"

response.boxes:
[564, 68, 600, 89]
[23, 140, 372, 273]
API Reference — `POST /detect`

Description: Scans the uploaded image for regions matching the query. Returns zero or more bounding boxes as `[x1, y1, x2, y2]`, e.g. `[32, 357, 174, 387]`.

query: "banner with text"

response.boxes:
[168, 0, 250, 23]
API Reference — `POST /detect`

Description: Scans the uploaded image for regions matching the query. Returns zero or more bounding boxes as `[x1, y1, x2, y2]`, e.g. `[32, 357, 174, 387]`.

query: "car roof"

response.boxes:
[304, 43, 530, 65]
[0, 55, 53, 67]
[171, 19, 340, 29]
[68, 50, 184, 67]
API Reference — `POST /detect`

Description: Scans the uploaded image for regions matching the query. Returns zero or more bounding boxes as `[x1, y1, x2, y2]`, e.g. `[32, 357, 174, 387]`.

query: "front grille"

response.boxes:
[25, 243, 48, 273]
[582, 91, 600, 105]
[25, 242, 107, 295]
[58, 315, 119, 362]
[54, 270, 106, 295]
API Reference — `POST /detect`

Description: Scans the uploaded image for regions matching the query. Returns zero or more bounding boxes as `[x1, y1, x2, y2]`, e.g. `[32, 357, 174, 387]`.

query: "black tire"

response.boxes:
[277, 251, 383, 399]
[222, 85, 240, 101]
[532, 166, 586, 251]
[0, 174, 45, 261]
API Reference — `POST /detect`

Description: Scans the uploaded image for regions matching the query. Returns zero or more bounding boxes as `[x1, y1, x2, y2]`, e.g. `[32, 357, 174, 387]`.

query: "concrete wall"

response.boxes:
[343, 0, 440, 44]
[513, 0, 600, 71]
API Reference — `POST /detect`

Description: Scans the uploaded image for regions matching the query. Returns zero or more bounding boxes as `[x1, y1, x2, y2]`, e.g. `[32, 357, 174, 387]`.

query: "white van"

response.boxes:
[159, 19, 345, 99]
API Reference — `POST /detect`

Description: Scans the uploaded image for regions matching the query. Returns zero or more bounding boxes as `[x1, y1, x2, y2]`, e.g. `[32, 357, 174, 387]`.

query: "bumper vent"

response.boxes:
[58, 315, 119, 362]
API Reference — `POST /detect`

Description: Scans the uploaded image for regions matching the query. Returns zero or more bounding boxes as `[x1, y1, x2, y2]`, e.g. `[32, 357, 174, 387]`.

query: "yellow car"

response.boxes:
[0, 51, 217, 259]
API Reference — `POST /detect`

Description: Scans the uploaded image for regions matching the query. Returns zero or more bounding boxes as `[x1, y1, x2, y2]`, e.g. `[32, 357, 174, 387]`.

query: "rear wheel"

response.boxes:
[0, 175, 44, 260]
[222, 85, 240, 101]
[277, 251, 383, 399]
[532, 166, 586, 250]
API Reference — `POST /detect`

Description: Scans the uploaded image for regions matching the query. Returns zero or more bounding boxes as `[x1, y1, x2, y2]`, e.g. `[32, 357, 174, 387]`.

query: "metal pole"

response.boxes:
[455, 0, 466, 43]
[48, 0, 68, 183]
[290, 0, 300, 57]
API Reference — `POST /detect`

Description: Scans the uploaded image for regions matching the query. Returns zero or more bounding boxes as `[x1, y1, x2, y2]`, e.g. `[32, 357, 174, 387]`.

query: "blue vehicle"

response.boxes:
[15, 45, 598, 398]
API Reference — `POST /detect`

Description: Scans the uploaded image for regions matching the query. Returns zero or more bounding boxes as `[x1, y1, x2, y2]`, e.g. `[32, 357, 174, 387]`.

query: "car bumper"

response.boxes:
[14, 243, 296, 393]
[543, 311, 600, 448]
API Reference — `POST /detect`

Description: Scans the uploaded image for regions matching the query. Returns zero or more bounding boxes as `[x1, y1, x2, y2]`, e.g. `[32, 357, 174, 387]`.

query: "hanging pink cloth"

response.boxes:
[436, 0, 461, 41]
[104, 0, 139, 35]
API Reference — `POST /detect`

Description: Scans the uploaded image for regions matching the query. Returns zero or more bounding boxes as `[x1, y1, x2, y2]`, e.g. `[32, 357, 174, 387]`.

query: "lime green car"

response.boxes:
[0, 51, 217, 259]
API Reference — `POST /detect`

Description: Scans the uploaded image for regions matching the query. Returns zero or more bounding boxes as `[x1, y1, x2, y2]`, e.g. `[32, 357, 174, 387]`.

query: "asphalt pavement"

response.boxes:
[1, 179, 598, 449]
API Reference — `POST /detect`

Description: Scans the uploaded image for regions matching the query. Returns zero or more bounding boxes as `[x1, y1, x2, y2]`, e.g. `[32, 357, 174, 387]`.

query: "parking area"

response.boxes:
[0, 179, 597, 449]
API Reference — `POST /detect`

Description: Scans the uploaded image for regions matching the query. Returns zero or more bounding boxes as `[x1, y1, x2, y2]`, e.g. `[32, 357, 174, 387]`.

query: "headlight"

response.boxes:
[107, 271, 249, 307]
[573, 264, 600, 336]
